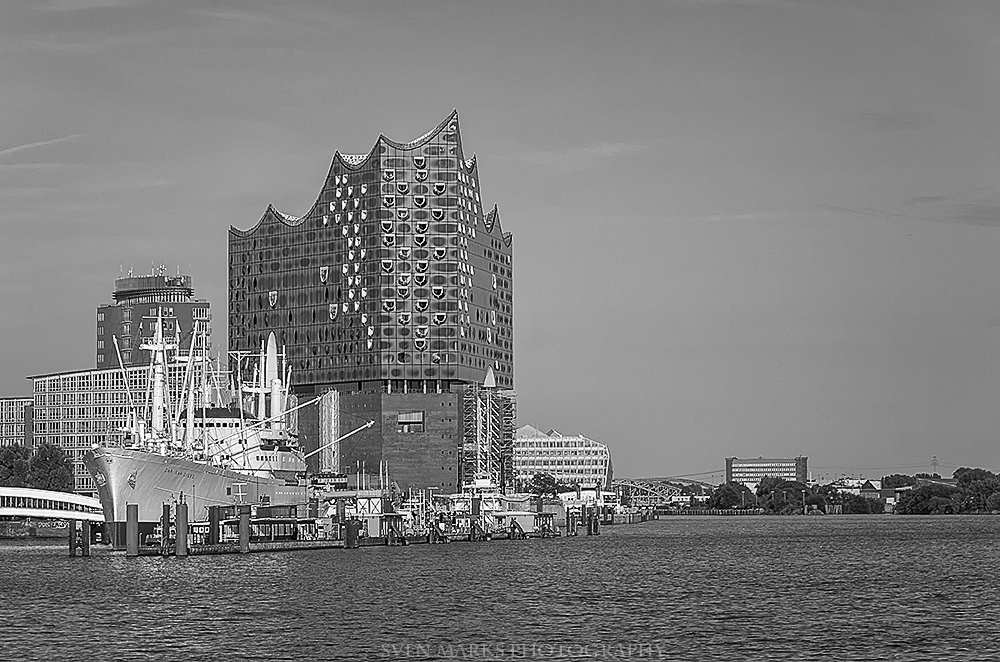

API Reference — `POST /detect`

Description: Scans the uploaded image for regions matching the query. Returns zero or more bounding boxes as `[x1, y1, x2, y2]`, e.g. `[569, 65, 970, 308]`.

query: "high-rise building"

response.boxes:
[97, 267, 212, 368]
[228, 111, 514, 491]
[514, 425, 614, 490]
[725, 456, 808, 488]
[0, 397, 33, 448]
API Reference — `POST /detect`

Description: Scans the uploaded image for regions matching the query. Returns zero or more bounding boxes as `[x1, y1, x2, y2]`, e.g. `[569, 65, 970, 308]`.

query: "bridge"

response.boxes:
[0, 486, 104, 522]
[612, 479, 683, 507]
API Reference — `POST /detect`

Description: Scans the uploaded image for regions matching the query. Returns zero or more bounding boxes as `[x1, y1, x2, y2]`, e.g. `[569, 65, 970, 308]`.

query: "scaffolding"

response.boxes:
[460, 371, 516, 492]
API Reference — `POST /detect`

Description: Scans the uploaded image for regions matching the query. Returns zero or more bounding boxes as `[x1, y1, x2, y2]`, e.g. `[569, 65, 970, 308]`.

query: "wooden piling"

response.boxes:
[175, 502, 188, 557]
[238, 505, 251, 553]
[161, 503, 171, 556]
[81, 522, 91, 556]
[126, 504, 139, 557]
[68, 520, 78, 557]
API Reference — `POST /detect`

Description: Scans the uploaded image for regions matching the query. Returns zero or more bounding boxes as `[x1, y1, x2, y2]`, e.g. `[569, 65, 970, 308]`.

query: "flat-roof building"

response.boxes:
[514, 425, 613, 490]
[97, 268, 212, 369]
[28, 362, 212, 494]
[228, 111, 515, 491]
[0, 397, 33, 448]
[725, 456, 808, 489]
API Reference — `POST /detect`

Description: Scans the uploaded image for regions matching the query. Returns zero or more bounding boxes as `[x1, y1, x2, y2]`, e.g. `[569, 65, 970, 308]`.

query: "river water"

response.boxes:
[1, 516, 998, 661]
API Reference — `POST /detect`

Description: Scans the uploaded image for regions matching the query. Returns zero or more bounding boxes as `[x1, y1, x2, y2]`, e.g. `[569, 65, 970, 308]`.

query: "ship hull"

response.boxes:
[83, 447, 306, 548]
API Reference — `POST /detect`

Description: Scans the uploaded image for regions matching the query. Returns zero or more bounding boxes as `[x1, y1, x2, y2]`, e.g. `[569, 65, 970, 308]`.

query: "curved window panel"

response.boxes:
[432, 286, 445, 299]
[413, 156, 426, 168]
[433, 313, 447, 325]
[367, 338, 373, 349]
[433, 248, 447, 260]
[354, 300, 360, 312]
[431, 353, 441, 364]
[415, 221, 429, 233]
[415, 325, 429, 338]
[398, 247, 411, 260]
[328, 304, 338, 320]
[361, 288, 368, 298]
[381, 260, 394, 273]
[383, 196, 395, 208]
[433, 183, 447, 195]
[396, 182, 409, 195]
[491, 310, 497, 325]
[397, 287, 409, 299]
[415, 170, 428, 182]
[354, 223, 360, 235]
[382, 235, 396, 247]
[397, 274, 411, 286]
[348, 211, 354, 222]
[413, 196, 427, 208]
[336, 188, 343, 198]
[347, 186, 354, 196]
[335, 213, 342, 224]
[399, 312, 411, 325]
[323, 215, 329, 226]
[414, 300, 429, 312]
[414, 339, 427, 352]
[415, 260, 428, 273]
[383, 300, 397, 312]
[367, 325, 375, 337]
[381, 220, 394, 233]
[397, 208, 410, 220]
[361, 209, 368, 220]
[361, 184, 368, 195]
[492, 274, 498, 289]
[383, 170, 395, 181]
[413, 274, 428, 287]
[414, 235, 427, 247]
[432, 209, 445, 221]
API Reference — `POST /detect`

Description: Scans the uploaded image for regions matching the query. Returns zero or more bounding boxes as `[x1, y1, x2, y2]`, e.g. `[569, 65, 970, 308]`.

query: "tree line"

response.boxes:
[0, 443, 75, 492]
[703, 467, 1000, 515]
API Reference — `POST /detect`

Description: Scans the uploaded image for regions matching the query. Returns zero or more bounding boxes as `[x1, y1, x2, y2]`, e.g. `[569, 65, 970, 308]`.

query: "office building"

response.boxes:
[28, 362, 212, 494]
[725, 456, 808, 488]
[97, 268, 212, 368]
[514, 425, 613, 490]
[228, 110, 514, 491]
[0, 397, 33, 448]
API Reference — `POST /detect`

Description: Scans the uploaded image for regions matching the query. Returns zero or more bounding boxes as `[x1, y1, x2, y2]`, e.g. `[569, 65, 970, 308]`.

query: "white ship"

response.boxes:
[84, 316, 312, 548]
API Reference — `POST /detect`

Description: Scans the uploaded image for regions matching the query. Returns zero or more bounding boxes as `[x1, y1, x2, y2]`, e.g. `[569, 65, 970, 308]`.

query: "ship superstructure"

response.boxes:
[84, 315, 311, 547]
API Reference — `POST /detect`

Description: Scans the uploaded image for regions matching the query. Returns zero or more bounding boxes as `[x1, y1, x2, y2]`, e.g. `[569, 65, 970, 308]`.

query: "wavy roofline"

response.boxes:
[482, 204, 513, 247]
[230, 110, 509, 242]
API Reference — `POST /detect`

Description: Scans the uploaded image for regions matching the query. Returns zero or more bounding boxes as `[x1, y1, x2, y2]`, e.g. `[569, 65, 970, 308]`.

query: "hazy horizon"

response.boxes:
[2, 0, 999, 479]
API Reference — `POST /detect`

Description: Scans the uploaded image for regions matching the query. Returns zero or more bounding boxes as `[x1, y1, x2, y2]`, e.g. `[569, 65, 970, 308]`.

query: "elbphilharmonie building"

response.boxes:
[228, 111, 515, 491]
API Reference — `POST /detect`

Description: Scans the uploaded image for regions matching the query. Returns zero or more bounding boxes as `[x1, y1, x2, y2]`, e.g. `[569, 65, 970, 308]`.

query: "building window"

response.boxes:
[397, 411, 425, 434]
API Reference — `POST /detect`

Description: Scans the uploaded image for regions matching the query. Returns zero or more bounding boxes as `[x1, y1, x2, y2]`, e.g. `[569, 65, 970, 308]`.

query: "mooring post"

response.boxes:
[68, 520, 78, 557]
[208, 505, 220, 546]
[176, 502, 188, 558]
[161, 503, 171, 556]
[238, 504, 251, 553]
[81, 522, 91, 557]
[126, 504, 139, 557]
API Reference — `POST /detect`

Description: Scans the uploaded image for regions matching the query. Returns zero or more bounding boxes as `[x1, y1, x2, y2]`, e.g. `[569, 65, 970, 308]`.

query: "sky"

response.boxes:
[1, 0, 999, 480]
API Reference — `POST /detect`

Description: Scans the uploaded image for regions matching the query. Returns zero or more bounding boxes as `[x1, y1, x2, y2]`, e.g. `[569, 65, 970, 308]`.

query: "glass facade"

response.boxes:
[228, 110, 513, 392]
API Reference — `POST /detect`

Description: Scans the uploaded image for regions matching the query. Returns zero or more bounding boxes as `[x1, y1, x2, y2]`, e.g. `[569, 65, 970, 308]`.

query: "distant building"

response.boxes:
[28, 362, 212, 495]
[97, 268, 212, 369]
[514, 425, 613, 489]
[0, 397, 33, 447]
[725, 456, 807, 489]
[227, 111, 515, 491]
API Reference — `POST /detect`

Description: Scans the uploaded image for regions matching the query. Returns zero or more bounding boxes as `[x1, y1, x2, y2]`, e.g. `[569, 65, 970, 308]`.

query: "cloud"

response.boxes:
[0, 134, 86, 158]
[817, 196, 1000, 229]
[950, 202, 1000, 228]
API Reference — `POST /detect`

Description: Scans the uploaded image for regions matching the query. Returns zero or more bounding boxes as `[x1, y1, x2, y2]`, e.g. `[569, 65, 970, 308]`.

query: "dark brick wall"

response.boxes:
[381, 392, 462, 491]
